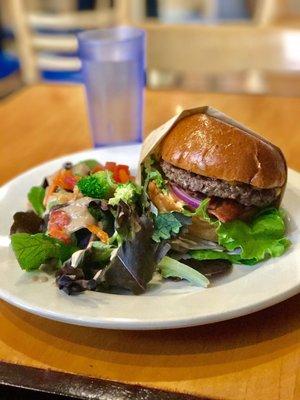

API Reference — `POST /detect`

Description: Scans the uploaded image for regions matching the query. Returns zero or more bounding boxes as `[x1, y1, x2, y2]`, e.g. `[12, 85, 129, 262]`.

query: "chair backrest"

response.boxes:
[254, 0, 300, 25]
[8, 0, 120, 83]
[8, 0, 300, 86]
[141, 22, 300, 74]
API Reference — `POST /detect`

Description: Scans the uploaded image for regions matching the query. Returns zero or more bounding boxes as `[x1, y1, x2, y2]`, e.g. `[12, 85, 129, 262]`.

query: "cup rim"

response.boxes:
[77, 26, 145, 47]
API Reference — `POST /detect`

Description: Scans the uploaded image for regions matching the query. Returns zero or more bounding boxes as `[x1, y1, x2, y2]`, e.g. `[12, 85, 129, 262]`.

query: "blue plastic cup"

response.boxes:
[78, 27, 145, 146]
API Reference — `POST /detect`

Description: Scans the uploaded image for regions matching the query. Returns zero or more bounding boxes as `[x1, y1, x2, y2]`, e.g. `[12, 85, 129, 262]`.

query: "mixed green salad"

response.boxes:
[9, 158, 291, 295]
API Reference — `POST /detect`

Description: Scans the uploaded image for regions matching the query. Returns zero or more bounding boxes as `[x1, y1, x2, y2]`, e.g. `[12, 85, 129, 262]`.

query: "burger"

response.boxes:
[142, 111, 287, 246]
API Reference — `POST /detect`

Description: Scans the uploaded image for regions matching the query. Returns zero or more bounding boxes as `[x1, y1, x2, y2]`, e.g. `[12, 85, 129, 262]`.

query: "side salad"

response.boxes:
[9, 158, 291, 295]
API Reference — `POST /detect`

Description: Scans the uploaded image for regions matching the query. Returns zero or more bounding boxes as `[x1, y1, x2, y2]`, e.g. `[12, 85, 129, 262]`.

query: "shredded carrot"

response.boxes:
[55, 170, 78, 190]
[44, 169, 79, 205]
[44, 170, 61, 205]
[87, 224, 109, 244]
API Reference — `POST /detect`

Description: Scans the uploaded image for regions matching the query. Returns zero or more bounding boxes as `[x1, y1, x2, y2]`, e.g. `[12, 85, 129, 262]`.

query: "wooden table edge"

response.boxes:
[0, 361, 210, 400]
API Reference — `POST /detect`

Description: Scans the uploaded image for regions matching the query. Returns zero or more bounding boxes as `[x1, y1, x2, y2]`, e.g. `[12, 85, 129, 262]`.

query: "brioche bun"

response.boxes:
[160, 113, 287, 189]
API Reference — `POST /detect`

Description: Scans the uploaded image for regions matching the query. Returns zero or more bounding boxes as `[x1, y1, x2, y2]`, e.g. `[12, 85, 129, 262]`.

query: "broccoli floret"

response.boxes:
[77, 171, 116, 199]
[108, 182, 142, 206]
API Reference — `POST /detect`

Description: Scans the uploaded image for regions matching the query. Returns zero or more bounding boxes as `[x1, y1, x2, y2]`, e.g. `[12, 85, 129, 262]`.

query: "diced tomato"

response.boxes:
[63, 173, 78, 190]
[49, 210, 71, 229]
[116, 164, 129, 173]
[118, 169, 130, 183]
[48, 227, 71, 244]
[91, 164, 104, 173]
[104, 162, 131, 183]
[48, 210, 71, 243]
[114, 165, 130, 183]
[45, 170, 78, 205]
[104, 162, 116, 172]
[56, 170, 78, 191]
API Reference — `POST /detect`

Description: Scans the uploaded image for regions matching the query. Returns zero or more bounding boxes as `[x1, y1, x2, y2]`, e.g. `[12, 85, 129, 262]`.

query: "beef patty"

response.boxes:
[160, 160, 278, 207]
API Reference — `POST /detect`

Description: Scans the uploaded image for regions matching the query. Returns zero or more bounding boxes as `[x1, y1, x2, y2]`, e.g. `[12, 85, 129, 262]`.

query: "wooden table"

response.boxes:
[0, 84, 299, 400]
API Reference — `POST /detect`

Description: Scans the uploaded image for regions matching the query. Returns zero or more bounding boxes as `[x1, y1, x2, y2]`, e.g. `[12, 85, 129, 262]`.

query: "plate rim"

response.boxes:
[1, 281, 299, 330]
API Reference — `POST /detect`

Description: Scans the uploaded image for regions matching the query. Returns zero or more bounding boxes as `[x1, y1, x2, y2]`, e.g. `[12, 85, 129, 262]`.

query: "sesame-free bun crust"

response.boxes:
[160, 113, 287, 189]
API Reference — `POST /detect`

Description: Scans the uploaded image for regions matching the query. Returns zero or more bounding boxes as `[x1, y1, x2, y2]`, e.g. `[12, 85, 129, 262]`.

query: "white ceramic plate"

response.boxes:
[0, 144, 299, 330]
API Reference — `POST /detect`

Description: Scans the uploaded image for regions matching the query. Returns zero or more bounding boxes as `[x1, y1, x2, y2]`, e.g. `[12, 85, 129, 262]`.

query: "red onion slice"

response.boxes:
[171, 184, 203, 209]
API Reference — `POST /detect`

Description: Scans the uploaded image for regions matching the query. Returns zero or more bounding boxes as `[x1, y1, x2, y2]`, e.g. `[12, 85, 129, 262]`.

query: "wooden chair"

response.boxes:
[254, 0, 300, 26]
[7, 0, 120, 83]
[141, 21, 300, 93]
[8, 0, 300, 94]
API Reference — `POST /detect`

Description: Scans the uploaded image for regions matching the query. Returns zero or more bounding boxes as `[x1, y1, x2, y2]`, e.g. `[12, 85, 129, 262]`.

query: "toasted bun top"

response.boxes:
[160, 113, 287, 189]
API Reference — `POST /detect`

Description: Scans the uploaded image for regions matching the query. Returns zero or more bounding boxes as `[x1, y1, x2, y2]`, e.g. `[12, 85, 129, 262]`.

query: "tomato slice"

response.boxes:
[104, 162, 116, 172]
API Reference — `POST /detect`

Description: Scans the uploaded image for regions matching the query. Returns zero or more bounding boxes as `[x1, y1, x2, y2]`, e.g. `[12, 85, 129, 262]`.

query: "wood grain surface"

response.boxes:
[1, 84, 300, 184]
[0, 84, 299, 400]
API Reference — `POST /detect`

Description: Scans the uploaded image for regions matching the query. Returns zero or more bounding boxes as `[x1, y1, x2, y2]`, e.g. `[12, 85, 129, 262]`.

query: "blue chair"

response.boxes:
[0, 51, 20, 79]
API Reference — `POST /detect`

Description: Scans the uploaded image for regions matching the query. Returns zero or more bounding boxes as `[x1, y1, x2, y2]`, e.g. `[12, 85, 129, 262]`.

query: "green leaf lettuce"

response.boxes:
[143, 156, 167, 193]
[152, 212, 191, 242]
[190, 208, 291, 265]
[11, 233, 76, 271]
[27, 186, 46, 216]
[159, 256, 209, 288]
